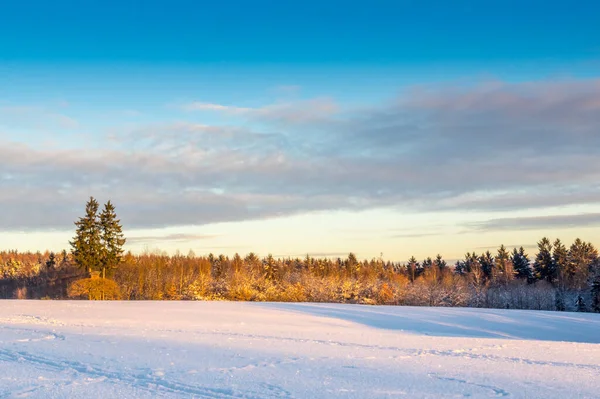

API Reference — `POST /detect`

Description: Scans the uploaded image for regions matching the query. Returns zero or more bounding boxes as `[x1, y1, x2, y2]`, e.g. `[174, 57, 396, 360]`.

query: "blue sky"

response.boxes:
[1, 1, 599, 260]
[2, 1, 600, 64]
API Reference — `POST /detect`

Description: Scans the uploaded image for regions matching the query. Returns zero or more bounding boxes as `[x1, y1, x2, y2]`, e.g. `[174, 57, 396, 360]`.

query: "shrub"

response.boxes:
[67, 278, 121, 300]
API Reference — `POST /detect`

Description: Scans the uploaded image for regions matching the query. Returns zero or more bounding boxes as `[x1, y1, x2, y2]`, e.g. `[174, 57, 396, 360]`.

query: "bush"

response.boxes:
[67, 278, 121, 300]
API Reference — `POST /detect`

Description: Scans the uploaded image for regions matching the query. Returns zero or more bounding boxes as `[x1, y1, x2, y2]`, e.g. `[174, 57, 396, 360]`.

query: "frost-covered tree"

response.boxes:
[264, 254, 278, 280]
[566, 239, 598, 290]
[231, 253, 243, 274]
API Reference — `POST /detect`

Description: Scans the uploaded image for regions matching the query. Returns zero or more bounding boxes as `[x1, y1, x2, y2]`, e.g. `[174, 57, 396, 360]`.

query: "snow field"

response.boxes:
[0, 301, 599, 398]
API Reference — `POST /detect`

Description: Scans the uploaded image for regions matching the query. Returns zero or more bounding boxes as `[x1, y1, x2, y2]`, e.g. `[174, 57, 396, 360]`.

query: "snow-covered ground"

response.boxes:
[1, 302, 599, 398]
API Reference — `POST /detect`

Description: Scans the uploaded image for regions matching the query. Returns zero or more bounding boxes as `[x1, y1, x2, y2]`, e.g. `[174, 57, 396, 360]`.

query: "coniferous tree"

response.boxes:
[512, 247, 531, 281]
[60, 249, 69, 267]
[264, 254, 278, 280]
[245, 252, 260, 273]
[552, 239, 569, 310]
[479, 251, 495, 281]
[232, 253, 243, 274]
[534, 237, 556, 284]
[553, 239, 569, 288]
[434, 254, 447, 270]
[212, 254, 224, 279]
[422, 257, 433, 270]
[567, 239, 598, 290]
[99, 200, 126, 279]
[45, 252, 57, 269]
[70, 197, 103, 274]
[454, 260, 467, 275]
[495, 245, 514, 284]
[346, 252, 360, 276]
[406, 256, 420, 281]
[456, 252, 480, 275]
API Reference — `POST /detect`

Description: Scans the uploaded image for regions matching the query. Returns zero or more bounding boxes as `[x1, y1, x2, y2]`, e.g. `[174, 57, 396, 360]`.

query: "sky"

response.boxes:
[1, 1, 599, 261]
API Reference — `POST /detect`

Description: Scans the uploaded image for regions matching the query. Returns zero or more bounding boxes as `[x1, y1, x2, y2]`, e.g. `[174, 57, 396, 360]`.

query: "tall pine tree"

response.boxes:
[553, 239, 568, 287]
[479, 251, 495, 281]
[512, 247, 531, 281]
[566, 239, 598, 290]
[70, 197, 103, 274]
[495, 245, 514, 284]
[406, 256, 420, 281]
[99, 200, 126, 279]
[434, 254, 447, 270]
[534, 237, 556, 284]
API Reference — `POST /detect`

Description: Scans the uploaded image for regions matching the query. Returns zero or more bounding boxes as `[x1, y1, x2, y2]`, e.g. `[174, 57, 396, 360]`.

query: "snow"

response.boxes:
[1, 301, 599, 398]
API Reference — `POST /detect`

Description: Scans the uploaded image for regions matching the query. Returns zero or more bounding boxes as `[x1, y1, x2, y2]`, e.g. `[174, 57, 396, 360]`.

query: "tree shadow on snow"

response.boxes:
[256, 303, 600, 343]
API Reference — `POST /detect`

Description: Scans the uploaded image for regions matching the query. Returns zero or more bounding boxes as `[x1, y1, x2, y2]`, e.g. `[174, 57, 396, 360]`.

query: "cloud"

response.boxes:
[183, 102, 250, 113]
[2, 79, 600, 232]
[468, 213, 600, 232]
[0, 105, 79, 129]
[182, 98, 339, 123]
[392, 232, 443, 239]
[473, 244, 538, 251]
[127, 233, 217, 244]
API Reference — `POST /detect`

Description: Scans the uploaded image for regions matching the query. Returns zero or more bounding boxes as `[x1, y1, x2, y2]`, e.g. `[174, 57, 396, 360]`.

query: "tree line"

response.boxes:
[1, 198, 599, 312]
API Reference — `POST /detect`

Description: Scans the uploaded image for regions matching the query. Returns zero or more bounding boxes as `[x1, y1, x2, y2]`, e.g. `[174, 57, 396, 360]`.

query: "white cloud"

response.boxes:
[182, 102, 251, 113]
[2, 79, 600, 233]
[0, 105, 79, 129]
[182, 97, 339, 123]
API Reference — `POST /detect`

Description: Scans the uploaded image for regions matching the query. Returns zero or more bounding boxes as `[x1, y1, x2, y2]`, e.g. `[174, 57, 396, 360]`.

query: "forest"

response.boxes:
[1, 198, 599, 312]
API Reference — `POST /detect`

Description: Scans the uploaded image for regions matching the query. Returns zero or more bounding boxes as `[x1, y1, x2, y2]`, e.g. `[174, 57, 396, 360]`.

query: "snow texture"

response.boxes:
[0, 301, 599, 398]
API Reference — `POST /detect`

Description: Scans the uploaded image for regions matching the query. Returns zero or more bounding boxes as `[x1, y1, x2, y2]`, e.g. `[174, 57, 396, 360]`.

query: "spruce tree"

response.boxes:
[512, 247, 532, 281]
[553, 239, 568, 288]
[464, 252, 481, 274]
[422, 257, 433, 270]
[434, 254, 447, 270]
[406, 256, 420, 281]
[479, 251, 495, 281]
[454, 260, 466, 275]
[264, 254, 278, 280]
[567, 239, 598, 290]
[534, 237, 556, 284]
[232, 253, 243, 273]
[70, 197, 103, 274]
[99, 200, 126, 279]
[346, 252, 360, 277]
[495, 245, 513, 284]
[45, 252, 57, 269]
